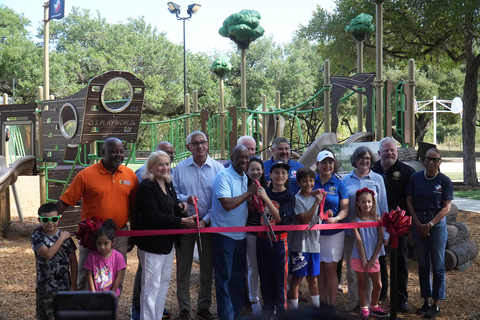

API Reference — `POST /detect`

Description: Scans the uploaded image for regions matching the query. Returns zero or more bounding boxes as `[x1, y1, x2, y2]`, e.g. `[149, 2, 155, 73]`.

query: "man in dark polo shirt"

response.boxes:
[372, 137, 415, 313]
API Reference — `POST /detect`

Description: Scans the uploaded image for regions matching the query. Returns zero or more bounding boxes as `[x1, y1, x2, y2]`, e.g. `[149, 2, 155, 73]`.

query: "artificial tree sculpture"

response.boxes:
[210, 56, 232, 159]
[219, 10, 264, 135]
[345, 13, 375, 132]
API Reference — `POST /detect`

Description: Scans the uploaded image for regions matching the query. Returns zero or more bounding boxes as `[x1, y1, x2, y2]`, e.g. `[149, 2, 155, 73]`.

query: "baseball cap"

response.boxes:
[317, 150, 335, 162]
[270, 161, 290, 173]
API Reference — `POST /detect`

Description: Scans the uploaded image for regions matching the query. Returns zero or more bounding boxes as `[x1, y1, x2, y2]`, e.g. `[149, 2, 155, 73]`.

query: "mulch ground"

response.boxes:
[1, 176, 480, 320]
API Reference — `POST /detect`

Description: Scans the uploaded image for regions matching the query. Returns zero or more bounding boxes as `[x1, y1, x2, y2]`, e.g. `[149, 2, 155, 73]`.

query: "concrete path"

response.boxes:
[453, 198, 480, 213]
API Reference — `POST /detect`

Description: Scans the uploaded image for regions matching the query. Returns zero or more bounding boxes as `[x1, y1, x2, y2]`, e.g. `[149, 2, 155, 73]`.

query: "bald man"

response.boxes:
[56, 137, 139, 291]
[135, 141, 175, 182]
[211, 146, 259, 320]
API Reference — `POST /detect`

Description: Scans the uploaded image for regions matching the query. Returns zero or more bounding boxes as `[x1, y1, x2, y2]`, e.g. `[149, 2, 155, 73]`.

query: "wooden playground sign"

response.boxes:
[41, 71, 145, 163]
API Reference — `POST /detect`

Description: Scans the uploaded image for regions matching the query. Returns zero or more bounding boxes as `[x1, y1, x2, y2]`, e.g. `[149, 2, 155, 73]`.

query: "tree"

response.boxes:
[299, 0, 479, 185]
[0, 5, 43, 103]
[45, 8, 218, 120]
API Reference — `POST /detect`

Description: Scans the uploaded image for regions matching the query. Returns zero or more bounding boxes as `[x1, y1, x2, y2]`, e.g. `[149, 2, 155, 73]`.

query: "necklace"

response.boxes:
[424, 170, 438, 180]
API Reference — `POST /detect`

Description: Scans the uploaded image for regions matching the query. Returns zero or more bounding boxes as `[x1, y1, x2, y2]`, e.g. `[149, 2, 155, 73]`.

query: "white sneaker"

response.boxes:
[343, 300, 359, 312]
[252, 302, 262, 315]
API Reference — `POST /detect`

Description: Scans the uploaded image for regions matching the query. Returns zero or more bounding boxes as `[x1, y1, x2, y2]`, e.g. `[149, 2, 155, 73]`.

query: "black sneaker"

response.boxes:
[397, 301, 410, 313]
[423, 306, 440, 319]
[416, 302, 431, 316]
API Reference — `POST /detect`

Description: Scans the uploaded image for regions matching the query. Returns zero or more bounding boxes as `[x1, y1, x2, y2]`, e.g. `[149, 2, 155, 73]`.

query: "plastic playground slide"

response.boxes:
[0, 155, 36, 194]
[297, 132, 374, 169]
[297, 133, 338, 168]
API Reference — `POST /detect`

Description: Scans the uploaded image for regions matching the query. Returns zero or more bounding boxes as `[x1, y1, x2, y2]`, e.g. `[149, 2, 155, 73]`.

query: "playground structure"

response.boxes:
[0, 59, 418, 234]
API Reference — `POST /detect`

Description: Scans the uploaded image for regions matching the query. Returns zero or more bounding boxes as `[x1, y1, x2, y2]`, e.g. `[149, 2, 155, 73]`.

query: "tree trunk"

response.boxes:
[462, 28, 480, 185]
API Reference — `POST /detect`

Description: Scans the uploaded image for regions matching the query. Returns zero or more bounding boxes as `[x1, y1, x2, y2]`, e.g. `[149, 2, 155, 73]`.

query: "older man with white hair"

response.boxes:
[223, 135, 258, 168]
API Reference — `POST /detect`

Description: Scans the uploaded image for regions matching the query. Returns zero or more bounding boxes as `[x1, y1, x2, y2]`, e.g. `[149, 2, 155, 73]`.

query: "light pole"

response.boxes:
[167, 2, 201, 100]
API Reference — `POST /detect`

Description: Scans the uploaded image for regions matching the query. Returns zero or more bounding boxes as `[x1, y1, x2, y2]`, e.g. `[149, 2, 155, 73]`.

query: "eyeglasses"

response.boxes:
[359, 157, 371, 162]
[166, 151, 176, 156]
[424, 157, 441, 163]
[38, 216, 60, 223]
[190, 140, 207, 147]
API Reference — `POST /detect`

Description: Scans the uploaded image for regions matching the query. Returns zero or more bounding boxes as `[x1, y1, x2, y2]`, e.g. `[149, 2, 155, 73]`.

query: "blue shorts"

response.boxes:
[289, 252, 320, 277]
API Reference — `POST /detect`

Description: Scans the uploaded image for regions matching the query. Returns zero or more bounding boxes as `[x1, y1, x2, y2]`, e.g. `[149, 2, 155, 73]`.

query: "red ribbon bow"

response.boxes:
[75, 216, 103, 251]
[381, 206, 412, 249]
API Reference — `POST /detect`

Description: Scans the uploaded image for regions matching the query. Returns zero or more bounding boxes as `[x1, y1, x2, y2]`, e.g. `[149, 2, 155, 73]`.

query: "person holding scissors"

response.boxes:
[172, 131, 225, 320]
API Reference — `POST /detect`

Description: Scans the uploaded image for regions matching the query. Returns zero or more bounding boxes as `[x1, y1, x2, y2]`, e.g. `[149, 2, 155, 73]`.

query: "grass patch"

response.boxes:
[438, 150, 480, 158]
[444, 172, 464, 181]
[454, 190, 480, 200]
[444, 172, 480, 181]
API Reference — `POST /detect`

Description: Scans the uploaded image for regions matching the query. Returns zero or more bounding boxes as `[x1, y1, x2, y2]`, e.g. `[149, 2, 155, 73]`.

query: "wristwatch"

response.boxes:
[428, 221, 434, 227]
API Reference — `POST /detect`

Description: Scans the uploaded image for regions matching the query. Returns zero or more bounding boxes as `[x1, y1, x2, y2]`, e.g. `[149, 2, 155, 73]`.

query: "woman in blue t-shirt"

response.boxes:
[406, 148, 453, 319]
[314, 150, 349, 308]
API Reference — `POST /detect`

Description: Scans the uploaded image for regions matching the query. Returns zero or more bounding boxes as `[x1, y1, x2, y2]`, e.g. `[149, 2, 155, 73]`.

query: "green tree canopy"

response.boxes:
[44, 8, 218, 120]
[345, 13, 375, 41]
[299, 0, 480, 184]
[218, 10, 265, 49]
[0, 5, 43, 103]
[210, 56, 232, 78]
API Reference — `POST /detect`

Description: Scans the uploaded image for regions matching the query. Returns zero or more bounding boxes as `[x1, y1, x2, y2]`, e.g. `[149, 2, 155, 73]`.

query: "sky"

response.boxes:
[3, 0, 335, 53]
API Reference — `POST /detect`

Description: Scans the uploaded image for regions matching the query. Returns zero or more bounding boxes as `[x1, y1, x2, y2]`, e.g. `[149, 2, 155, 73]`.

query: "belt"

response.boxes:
[416, 210, 440, 216]
[258, 231, 288, 242]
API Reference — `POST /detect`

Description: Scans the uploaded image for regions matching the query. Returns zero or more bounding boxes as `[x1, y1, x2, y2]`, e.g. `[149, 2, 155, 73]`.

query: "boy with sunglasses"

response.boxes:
[31, 203, 78, 320]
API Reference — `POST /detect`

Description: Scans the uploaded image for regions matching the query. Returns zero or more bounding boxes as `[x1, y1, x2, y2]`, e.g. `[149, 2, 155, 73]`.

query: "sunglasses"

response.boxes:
[424, 157, 441, 164]
[38, 216, 60, 223]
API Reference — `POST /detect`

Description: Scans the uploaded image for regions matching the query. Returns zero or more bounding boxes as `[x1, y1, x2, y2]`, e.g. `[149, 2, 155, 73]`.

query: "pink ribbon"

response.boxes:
[116, 221, 383, 237]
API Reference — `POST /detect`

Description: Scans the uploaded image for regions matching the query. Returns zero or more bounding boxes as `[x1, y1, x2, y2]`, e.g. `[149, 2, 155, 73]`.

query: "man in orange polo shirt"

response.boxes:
[56, 137, 138, 291]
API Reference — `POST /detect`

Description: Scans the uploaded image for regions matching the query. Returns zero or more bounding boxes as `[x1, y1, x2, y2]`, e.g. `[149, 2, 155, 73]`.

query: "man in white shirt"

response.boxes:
[172, 131, 225, 320]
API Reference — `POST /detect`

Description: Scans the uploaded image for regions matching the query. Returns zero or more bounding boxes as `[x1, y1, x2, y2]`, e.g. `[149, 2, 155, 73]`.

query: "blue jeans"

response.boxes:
[212, 234, 246, 320]
[412, 213, 447, 300]
[256, 236, 288, 313]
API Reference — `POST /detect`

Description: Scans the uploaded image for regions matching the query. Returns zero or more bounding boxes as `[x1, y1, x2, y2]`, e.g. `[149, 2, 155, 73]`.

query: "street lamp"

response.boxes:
[167, 2, 201, 100]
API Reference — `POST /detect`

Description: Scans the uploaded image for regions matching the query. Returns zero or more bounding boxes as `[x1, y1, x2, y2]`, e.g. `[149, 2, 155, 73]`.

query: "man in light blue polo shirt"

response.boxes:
[172, 131, 224, 320]
[211, 145, 258, 320]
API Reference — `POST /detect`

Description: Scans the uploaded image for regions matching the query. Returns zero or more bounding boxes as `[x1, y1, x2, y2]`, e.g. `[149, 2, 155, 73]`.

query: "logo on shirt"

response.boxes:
[434, 185, 442, 193]
[119, 180, 131, 185]
[393, 171, 401, 178]
[94, 265, 113, 291]
[290, 170, 297, 179]
[328, 186, 336, 194]
[262, 201, 280, 226]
